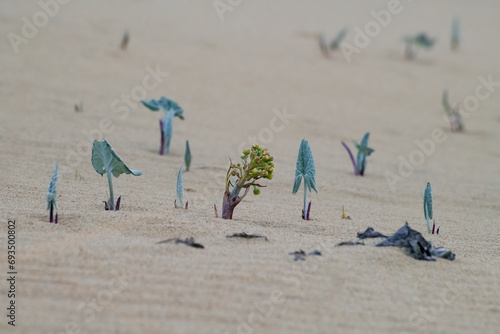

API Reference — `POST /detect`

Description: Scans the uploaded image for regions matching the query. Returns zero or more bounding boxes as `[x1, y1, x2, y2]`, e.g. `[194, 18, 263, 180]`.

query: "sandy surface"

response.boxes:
[1, 0, 499, 333]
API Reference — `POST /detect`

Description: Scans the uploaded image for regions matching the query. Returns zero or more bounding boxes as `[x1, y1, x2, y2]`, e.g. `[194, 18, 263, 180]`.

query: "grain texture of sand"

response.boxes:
[1, 1, 499, 333]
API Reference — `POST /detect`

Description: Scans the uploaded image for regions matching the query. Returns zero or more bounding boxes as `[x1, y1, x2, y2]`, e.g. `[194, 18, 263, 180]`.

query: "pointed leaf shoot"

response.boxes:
[185, 140, 192, 171]
[47, 163, 58, 223]
[177, 166, 184, 208]
[424, 182, 433, 233]
[293, 139, 317, 220]
[91, 139, 142, 211]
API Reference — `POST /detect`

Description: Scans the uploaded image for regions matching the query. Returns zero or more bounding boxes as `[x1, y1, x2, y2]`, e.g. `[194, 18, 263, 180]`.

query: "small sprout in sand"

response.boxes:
[341, 205, 351, 219]
[442, 90, 464, 132]
[120, 30, 130, 50]
[424, 182, 433, 234]
[47, 163, 59, 223]
[220, 144, 274, 219]
[404, 32, 436, 60]
[91, 139, 142, 211]
[451, 18, 460, 51]
[293, 139, 317, 220]
[141, 97, 184, 155]
[174, 166, 188, 209]
[341, 132, 374, 176]
[74, 101, 83, 112]
[319, 28, 348, 58]
[184, 140, 192, 171]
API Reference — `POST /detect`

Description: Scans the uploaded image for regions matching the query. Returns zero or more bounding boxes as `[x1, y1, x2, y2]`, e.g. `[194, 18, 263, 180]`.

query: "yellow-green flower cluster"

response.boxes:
[239, 144, 274, 181]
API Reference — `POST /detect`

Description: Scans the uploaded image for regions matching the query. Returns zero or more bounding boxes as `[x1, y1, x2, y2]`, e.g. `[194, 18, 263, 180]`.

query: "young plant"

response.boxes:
[293, 139, 317, 220]
[451, 18, 460, 51]
[319, 28, 348, 58]
[221, 144, 274, 219]
[184, 140, 192, 171]
[341, 132, 374, 176]
[404, 32, 436, 60]
[91, 139, 142, 211]
[442, 90, 464, 132]
[174, 166, 188, 209]
[141, 97, 184, 155]
[120, 30, 130, 50]
[424, 182, 433, 234]
[47, 163, 59, 223]
[341, 205, 351, 220]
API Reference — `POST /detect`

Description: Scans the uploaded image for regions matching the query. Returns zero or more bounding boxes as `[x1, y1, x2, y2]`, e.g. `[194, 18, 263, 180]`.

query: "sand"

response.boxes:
[1, 0, 499, 333]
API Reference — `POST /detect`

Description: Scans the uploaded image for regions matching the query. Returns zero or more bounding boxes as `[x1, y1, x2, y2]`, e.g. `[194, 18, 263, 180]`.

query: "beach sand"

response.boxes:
[1, 0, 499, 333]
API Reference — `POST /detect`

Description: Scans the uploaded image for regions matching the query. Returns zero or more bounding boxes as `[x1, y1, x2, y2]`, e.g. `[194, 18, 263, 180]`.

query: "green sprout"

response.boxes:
[293, 139, 317, 220]
[47, 163, 58, 223]
[451, 18, 460, 51]
[221, 144, 274, 219]
[184, 140, 192, 171]
[424, 182, 433, 234]
[91, 139, 142, 211]
[175, 166, 187, 209]
[404, 32, 436, 60]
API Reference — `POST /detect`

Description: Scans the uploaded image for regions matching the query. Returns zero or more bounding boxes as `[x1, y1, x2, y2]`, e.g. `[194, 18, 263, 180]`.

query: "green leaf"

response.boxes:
[177, 166, 184, 206]
[424, 182, 433, 221]
[354, 132, 374, 175]
[184, 140, 192, 170]
[92, 140, 142, 177]
[47, 163, 58, 210]
[293, 139, 317, 194]
[142, 97, 184, 120]
[141, 99, 160, 111]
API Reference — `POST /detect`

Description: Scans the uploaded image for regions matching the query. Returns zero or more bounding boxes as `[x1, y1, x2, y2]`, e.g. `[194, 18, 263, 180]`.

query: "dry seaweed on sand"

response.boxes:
[336, 241, 365, 247]
[289, 249, 322, 261]
[357, 227, 388, 239]
[376, 222, 454, 261]
[157, 237, 204, 249]
[226, 232, 268, 241]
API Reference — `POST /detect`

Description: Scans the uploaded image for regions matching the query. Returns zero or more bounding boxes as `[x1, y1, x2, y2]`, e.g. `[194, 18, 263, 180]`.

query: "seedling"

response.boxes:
[174, 166, 188, 209]
[220, 144, 274, 220]
[341, 132, 374, 176]
[404, 32, 436, 60]
[74, 101, 83, 112]
[451, 18, 460, 51]
[184, 140, 192, 171]
[319, 28, 348, 58]
[47, 163, 58, 223]
[91, 139, 142, 211]
[442, 90, 464, 132]
[424, 182, 433, 234]
[293, 139, 317, 220]
[341, 205, 351, 219]
[141, 97, 184, 155]
[431, 220, 440, 235]
[120, 30, 130, 50]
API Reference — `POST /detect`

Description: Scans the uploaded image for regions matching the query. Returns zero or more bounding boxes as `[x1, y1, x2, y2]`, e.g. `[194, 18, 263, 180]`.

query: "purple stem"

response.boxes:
[50, 202, 54, 223]
[306, 201, 312, 220]
[432, 221, 435, 234]
[159, 119, 164, 155]
[214, 204, 218, 218]
[436, 227, 440, 235]
[341, 141, 358, 176]
[115, 196, 121, 211]
[185, 201, 188, 210]
[55, 213, 58, 224]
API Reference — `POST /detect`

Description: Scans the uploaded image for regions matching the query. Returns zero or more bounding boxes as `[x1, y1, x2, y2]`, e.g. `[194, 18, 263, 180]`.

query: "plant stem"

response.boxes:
[49, 202, 53, 223]
[341, 141, 358, 175]
[303, 186, 307, 220]
[426, 218, 431, 234]
[107, 171, 115, 211]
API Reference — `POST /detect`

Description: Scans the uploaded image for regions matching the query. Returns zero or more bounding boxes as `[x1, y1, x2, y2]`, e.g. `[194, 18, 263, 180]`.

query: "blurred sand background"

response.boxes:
[0, 0, 499, 333]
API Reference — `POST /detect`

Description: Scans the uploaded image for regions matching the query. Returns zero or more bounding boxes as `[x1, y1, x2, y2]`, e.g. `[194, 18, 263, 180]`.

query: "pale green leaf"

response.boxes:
[293, 139, 317, 194]
[91, 139, 142, 178]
